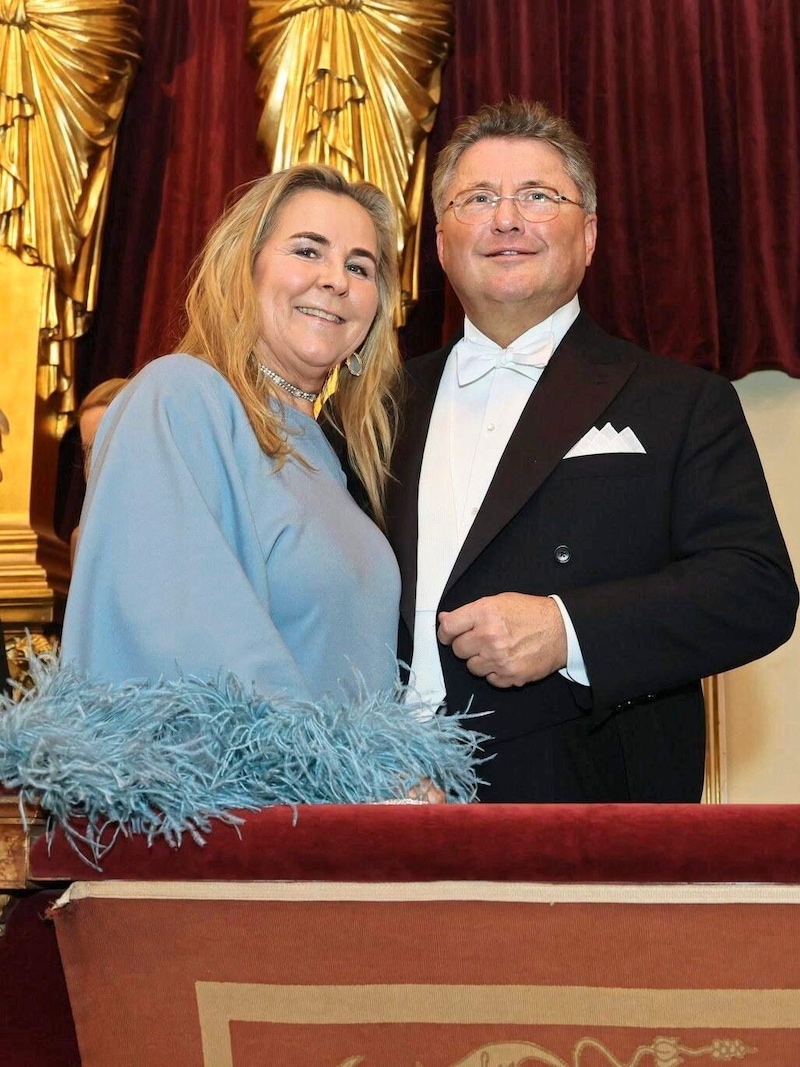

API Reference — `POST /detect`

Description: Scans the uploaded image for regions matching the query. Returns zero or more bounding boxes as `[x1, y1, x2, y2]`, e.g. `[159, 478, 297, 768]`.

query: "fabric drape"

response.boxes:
[407, 0, 800, 377]
[78, 0, 800, 391]
[77, 0, 266, 387]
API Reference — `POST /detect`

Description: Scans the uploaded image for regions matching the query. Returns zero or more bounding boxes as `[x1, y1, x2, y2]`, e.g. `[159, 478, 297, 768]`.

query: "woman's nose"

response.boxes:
[318, 259, 349, 294]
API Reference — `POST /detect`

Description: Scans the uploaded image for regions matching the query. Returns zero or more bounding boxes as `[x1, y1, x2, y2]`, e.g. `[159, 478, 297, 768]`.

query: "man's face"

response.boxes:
[436, 137, 597, 344]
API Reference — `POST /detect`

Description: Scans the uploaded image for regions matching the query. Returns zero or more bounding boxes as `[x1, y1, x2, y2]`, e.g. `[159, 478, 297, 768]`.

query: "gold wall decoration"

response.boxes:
[0, 0, 141, 619]
[1, 0, 142, 415]
[0, 790, 44, 889]
[247, 0, 455, 323]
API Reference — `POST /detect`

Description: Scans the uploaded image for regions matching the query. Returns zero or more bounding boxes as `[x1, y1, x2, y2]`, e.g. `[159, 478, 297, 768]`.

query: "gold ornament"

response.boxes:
[247, 0, 454, 324]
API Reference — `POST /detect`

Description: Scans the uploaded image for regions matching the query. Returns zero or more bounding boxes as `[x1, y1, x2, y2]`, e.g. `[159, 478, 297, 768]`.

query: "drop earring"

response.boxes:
[345, 350, 364, 377]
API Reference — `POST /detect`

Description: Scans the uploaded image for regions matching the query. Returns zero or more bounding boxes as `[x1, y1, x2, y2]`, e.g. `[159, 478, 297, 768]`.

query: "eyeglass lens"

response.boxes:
[454, 192, 561, 224]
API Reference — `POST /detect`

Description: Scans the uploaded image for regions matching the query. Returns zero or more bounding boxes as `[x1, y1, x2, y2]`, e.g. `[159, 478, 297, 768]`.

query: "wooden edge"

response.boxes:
[702, 674, 727, 804]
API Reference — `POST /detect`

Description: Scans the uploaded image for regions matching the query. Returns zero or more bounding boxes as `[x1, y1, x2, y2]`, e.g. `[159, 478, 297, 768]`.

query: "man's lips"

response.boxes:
[483, 248, 537, 257]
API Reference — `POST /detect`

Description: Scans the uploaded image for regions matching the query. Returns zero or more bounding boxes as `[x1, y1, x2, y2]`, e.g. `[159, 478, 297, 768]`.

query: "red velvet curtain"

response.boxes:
[80, 0, 800, 393]
[406, 0, 800, 377]
[77, 0, 266, 391]
[59, 0, 267, 537]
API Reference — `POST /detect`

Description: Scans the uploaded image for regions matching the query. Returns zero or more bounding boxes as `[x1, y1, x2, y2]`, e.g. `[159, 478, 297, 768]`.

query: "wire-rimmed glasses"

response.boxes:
[445, 186, 585, 224]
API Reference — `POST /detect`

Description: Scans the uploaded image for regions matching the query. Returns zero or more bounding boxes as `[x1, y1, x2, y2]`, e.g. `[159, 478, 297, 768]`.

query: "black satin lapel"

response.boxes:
[445, 335, 637, 593]
[387, 348, 452, 632]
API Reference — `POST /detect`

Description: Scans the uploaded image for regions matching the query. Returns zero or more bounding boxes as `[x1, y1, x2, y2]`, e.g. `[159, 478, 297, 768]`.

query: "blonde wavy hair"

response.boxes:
[177, 164, 401, 525]
[78, 377, 130, 417]
[78, 377, 130, 476]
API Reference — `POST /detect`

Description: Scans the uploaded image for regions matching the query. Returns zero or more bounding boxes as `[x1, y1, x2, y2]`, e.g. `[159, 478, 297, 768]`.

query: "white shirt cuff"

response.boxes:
[549, 594, 590, 688]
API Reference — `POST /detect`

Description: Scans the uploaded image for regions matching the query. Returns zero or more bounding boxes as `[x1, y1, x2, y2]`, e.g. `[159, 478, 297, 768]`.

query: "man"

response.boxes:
[386, 99, 798, 802]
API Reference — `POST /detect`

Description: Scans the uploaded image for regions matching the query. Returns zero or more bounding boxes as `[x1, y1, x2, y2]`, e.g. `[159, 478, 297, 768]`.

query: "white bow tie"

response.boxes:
[456, 336, 553, 385]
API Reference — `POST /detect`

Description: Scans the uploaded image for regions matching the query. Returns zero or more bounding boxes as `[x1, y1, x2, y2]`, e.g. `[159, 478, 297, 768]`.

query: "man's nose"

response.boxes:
[491, 196, 524, 229]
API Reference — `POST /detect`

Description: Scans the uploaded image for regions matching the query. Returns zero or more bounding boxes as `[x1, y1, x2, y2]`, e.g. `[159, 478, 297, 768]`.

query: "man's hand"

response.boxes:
[437, 593, 568, 688]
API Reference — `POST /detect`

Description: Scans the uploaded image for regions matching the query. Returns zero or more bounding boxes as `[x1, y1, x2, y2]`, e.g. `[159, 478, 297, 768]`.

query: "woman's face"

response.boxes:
[79, 405, 108, 448]
[252, 189, 381, 392]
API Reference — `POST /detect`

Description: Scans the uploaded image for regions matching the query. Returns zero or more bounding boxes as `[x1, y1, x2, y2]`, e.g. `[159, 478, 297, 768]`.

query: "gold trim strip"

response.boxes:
[195, 982, 800, 1067]
[59, 879, 800, 906]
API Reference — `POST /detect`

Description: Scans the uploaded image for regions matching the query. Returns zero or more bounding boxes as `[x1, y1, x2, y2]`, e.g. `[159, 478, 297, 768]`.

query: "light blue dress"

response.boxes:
[61, 354, 402, 702]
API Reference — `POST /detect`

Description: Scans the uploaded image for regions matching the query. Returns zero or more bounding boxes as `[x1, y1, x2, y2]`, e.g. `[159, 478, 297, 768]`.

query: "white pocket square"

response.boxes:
[564, 422, 647, 458]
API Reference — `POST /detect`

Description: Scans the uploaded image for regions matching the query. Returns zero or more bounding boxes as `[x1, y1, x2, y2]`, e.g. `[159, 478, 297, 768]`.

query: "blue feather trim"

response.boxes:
[0, 650, 487, 868]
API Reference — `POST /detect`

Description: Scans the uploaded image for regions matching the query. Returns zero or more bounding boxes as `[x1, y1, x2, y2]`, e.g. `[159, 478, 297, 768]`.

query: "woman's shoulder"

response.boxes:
[92, 355, 257, 460]
[125, 354, 243, 415]
[133, 353, 226, 391]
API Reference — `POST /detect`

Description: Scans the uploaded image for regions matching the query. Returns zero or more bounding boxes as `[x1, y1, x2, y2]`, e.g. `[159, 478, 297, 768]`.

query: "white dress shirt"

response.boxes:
[409, 296, 589, 709]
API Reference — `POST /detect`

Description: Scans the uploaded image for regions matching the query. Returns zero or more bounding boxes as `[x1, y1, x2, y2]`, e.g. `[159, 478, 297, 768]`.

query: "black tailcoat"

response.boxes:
[386, 313, 798, 802]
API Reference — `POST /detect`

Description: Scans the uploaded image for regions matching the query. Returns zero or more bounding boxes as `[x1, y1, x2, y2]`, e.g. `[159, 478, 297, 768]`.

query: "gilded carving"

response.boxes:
[3, 630, 57, 694]
[0, 0, 141, 414]
[247, 0, 454, 321]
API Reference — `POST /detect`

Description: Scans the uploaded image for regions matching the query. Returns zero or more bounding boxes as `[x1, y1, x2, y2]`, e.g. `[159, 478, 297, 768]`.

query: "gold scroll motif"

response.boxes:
[247, 0, 454, 323]
[0, 0, 141, 416]
[334, 1036, 755, 1066]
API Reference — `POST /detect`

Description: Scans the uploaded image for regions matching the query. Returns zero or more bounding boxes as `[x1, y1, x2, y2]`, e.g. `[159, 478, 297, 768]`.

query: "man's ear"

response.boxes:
[584, 214, 598, 266]
[435, 224, 445, 269]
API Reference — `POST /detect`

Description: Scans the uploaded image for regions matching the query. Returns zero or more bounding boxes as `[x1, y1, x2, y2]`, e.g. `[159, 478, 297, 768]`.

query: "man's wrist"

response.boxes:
[548, 594, 590, 686]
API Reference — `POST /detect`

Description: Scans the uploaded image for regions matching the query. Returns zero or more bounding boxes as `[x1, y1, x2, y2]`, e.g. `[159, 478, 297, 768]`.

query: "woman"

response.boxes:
[0, 166, 483, 844]
[62, 164, 404, 704]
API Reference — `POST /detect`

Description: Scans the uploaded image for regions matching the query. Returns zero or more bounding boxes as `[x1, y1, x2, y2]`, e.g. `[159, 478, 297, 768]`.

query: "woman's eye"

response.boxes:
[294, 245, 318, 258]
[347, 262, 370, 277]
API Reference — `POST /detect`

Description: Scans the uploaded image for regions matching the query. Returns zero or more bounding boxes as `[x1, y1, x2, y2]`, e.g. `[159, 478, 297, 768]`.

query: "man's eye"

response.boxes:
[463, 191, 495, 206]
[521, 189, 553, 203]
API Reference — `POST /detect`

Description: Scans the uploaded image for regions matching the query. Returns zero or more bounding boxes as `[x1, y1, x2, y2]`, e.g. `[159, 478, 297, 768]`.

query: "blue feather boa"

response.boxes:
[0, 650, 486, 867]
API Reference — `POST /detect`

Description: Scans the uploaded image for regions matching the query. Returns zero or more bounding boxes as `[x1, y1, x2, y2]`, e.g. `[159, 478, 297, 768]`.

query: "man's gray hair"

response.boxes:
[432, 98, 597, 221]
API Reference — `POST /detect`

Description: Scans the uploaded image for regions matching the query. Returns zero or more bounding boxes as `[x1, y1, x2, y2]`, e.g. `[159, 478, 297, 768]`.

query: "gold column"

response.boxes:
[0, 1, 142, 623]
[0, 247, 64, 621]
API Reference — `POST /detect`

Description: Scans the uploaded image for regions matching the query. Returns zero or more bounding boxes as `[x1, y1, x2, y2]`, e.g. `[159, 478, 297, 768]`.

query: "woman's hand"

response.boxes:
[406, 777, 447, 803]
